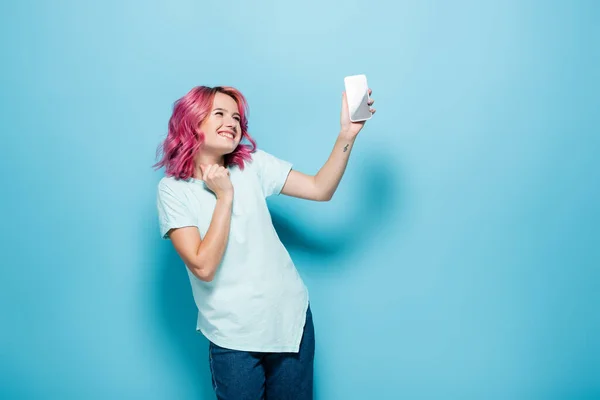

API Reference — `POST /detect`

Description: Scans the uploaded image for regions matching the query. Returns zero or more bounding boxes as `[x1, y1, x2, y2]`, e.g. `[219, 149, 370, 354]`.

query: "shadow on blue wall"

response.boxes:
[151, 151, 401, 398]
[154, 244, 214, 399]
[271, 153, 401, 262]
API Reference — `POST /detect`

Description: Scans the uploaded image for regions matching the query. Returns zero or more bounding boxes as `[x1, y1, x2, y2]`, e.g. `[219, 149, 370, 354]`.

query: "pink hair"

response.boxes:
[153, 86, 257, 180]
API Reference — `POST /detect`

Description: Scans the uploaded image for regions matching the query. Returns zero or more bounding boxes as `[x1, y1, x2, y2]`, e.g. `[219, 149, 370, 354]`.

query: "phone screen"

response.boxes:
[344, 75, 371, 122]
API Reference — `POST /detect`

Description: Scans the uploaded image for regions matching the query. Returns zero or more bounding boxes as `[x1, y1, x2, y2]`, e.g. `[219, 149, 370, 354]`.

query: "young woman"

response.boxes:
[155, 85, 375, 399]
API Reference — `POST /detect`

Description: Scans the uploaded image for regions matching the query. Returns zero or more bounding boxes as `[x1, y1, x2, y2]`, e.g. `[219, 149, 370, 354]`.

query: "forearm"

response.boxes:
[314, 131, 356, 201]
[193, 196, 233, 281]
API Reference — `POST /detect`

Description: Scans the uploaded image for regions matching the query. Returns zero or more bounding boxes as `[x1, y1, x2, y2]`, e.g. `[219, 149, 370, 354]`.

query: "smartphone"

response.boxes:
[344, 74, 372, 122]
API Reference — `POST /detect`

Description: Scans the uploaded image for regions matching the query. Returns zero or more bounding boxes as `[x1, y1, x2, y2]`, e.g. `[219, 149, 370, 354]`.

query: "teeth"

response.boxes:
[218, 132, 234, 139]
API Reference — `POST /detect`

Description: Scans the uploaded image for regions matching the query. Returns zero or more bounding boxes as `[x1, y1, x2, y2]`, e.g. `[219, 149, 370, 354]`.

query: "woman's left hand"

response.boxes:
[340, 88, 376, 139]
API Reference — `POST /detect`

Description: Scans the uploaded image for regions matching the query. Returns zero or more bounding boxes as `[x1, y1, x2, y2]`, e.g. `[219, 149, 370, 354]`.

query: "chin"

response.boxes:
[209, 137, 239, 150]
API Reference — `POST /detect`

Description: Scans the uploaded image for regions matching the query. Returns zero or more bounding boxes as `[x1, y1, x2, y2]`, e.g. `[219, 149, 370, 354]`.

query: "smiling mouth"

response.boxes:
[218, 131, 235, 140]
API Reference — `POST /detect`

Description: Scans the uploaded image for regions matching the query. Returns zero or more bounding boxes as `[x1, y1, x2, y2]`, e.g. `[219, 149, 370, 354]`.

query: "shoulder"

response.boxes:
[243, 149, 269, 172]
[249, 148, 268, 163]
[157, 176, 195, 201]
[158, 176, 191, 191]
[248, 148, 287, 167]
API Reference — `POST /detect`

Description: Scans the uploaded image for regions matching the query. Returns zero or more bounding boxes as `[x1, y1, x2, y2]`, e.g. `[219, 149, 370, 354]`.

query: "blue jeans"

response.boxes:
[208, 305, 315, 400]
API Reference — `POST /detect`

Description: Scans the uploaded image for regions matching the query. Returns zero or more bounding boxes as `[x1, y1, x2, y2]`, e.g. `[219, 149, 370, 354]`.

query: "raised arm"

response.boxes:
[281, 89, 376, 201]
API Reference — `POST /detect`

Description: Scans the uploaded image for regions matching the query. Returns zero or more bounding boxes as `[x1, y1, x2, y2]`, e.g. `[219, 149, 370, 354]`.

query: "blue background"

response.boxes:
[1, 1, 599, 399]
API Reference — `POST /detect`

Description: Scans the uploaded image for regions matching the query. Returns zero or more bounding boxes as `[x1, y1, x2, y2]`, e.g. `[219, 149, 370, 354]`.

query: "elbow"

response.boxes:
[318, 191, 333, 202]
[192, 269, 215, 282]
[312, 177, 333, 201]
[200, 275, 215, 283]
[189, 259, 217, 282]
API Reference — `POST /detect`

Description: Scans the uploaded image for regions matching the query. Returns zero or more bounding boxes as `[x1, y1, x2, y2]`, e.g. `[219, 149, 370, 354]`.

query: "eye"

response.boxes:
[234, 116, 241, 122]
[215, 111, 223, 117]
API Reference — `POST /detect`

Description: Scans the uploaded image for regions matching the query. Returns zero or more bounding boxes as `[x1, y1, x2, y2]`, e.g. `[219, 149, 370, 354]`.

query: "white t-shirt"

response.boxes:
[156, 149, 310, 353]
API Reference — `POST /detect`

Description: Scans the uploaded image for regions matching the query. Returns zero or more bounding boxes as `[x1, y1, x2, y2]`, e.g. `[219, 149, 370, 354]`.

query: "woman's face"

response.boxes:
[199, 92, 243, 155]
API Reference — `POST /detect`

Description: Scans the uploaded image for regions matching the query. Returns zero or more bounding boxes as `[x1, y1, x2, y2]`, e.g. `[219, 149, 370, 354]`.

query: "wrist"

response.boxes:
[339, 129, 357, 141]
[216, 192, 234, 203]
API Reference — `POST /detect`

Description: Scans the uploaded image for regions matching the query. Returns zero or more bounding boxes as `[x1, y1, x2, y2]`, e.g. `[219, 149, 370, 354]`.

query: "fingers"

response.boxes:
[203, 164, 216, 181]
[215, 166, 228, 179]
[368, 87, 375, 105]
[202, 164, 212, 181]
[202, 164, 229, 181]
[368, 88, 375, 114]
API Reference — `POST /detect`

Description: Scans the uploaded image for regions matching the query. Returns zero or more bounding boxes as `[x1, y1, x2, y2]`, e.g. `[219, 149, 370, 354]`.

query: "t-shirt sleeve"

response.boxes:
[252, 149, 293, 197]
[156, 183, 197, 239]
